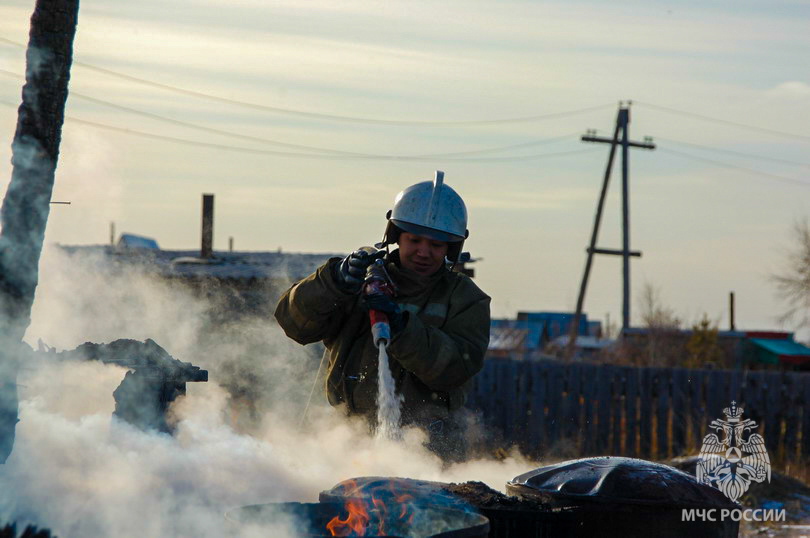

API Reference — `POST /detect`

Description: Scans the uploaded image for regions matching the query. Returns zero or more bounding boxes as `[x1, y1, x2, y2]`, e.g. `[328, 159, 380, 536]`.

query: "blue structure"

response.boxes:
[489, 311, 602, 358]
[117, 233, 159, 250]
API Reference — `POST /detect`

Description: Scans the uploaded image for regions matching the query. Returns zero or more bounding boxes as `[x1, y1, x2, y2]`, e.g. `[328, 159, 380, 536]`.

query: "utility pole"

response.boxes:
[567, 102, 655, 358]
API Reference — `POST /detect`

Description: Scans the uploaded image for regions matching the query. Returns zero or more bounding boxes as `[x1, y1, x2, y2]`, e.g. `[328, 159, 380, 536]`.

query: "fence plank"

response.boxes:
[745, 371, 766, 430]
[596, 365, 612, 454]
[764, 372, 781, 456]
[728, 368, 743, 405]
[501, 360, 518, 439]
[783, 373, 800, 462]
[624, 366, 639, 457]
[671, 368, 687, 457]
[546, 363, 562, 449]
[639, 367, 653, 458]
[498, 360, 515, 440]
[565, 363, 582, 443]
[706, 370, 727, 427]
[527, 362, 547, 453]
[479, 361, 494, 420]
[514, 361, 531, 453]
[655, 369, 669, 459]
[688, 369, 706, 453]
[612, 368, 623, 455]
[582, 364, 598, 455]
[557, 363, 571, 444]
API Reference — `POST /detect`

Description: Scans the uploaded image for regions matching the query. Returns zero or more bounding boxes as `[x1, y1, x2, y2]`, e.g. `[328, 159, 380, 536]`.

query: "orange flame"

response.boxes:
[396, 494, 415, 525]
[326, 479, 420, 536]
[326, 497, 370, 537]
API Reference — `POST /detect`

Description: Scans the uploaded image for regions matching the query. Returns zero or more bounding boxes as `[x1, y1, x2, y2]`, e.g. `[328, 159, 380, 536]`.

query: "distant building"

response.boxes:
[59, 241, 338, 318]
[116, 233, 159, 250]
[488, 311, 604, 360]
[620, 328, 810, 370]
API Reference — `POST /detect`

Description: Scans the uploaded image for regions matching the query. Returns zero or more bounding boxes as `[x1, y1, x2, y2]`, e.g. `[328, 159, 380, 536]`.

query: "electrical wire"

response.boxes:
[659, 146, 810, 188]
[0, 67, 357, 156]
[0, 70, 578, 158]
[654, 136, 810, 169]
[635, 101, 810, 143]
[0, 36, 613, 126]
[0, 99, 598, 162]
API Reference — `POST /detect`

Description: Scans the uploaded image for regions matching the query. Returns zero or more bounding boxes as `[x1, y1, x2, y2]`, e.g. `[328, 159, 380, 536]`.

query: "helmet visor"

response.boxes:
[391, 219, 465, 243]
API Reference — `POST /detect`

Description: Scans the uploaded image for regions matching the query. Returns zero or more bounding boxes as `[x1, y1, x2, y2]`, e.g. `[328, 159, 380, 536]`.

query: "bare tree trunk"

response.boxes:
[0, 0, 79, 464]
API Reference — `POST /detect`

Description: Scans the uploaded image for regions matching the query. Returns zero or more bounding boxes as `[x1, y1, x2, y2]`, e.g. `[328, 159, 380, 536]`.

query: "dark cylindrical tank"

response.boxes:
[506, 457, 740, 538]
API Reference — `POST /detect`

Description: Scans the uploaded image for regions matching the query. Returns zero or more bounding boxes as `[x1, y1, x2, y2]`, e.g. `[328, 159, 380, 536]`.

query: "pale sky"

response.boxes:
[1, 0, 809, 337]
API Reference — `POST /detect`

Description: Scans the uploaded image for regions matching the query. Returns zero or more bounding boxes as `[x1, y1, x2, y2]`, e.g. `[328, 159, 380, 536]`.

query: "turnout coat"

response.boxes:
[274, 249, 491, 429]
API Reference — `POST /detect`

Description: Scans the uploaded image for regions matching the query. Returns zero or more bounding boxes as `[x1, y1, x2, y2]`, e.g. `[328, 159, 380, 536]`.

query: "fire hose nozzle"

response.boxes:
[364, 258, 397, 347]
[369, 309, 391, 347]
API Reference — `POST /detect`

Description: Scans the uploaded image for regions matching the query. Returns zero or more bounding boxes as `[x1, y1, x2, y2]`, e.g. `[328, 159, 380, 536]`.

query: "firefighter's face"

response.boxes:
[398, 232, 448, 276]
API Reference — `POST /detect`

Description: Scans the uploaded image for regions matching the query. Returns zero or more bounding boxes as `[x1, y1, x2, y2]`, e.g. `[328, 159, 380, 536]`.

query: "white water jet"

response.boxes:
[375, 342, 402, 441]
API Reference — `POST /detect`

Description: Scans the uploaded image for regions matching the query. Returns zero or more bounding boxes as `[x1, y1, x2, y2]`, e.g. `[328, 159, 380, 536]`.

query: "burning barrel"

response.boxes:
[225, 500, 489, 537]
[320, 464, 740, 538]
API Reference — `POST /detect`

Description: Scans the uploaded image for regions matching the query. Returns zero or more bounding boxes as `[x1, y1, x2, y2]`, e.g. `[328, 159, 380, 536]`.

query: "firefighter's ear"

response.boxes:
[386, 209, 392, 220]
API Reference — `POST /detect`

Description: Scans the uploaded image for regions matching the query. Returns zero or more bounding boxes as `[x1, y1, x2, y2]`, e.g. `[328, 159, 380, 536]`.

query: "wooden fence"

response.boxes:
[466, 358, 810, 463]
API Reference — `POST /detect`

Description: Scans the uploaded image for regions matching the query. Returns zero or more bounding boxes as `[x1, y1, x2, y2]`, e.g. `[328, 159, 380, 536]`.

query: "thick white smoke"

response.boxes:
[0, 245, 535, 537]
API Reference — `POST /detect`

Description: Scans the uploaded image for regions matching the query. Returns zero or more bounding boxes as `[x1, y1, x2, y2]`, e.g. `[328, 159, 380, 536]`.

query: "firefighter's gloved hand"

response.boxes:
[361, 292, 406, 335]
[335, 248, 385, 293]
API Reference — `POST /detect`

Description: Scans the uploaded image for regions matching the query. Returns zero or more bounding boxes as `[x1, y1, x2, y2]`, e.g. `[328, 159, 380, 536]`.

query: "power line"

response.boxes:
[0, 68, 355, 156]
[0, 99, 598, 162]
[635, 100, 810, 143]
[654, 135, 810, 168]
[0, 69, 577, 158]
[659, 146, 810, 188]
[0, 36, 613, 126]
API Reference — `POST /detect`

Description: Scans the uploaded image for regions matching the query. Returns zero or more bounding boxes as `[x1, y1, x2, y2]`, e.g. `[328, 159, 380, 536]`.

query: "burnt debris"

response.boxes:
[55, 339, 208, 434]
[0, 524, 53, 538]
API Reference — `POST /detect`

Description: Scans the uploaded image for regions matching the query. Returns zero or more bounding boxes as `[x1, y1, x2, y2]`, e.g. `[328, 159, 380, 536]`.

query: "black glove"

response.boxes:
[334, 248, 385, 293]
[361, 292, 406, 335]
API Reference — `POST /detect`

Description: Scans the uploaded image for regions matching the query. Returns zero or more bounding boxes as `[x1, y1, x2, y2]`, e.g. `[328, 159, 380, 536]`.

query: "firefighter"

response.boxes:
[274, 172, 490, 461]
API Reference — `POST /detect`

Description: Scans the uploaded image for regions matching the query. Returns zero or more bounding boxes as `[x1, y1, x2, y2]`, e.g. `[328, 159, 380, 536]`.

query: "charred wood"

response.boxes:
[0, 524, 53, 538]
[56, 339, 208, 434]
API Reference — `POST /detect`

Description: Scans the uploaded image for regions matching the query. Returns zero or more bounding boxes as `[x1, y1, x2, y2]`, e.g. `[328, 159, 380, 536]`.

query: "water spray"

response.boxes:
[363, 257, 403, 440]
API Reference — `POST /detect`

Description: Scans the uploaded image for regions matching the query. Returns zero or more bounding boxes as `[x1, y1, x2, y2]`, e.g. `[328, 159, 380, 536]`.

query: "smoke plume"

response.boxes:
[0, 245, 533, 537]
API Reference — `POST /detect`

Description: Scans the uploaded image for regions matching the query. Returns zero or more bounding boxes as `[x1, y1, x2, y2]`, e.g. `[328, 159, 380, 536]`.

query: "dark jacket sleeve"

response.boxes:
[274, 258, 357, 345]
[386, 277, 491, 392]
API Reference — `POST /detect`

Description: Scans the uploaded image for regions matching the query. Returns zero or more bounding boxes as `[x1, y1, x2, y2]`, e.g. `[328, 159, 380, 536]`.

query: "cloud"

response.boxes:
[769, 81, 810, 98]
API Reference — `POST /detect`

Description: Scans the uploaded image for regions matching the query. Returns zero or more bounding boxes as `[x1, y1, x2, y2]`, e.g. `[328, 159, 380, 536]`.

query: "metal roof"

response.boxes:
[488, 325, 528, 351]
[518, 311, 590, 340]
[552, 335, 614, 350]
[489, 318, 548, 351]
[750, 338, 810, 364]
[58, 244, 340, 281]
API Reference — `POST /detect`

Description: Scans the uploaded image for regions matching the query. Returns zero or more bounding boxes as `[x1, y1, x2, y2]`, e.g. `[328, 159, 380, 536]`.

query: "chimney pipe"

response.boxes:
[201, 194, 214, 258]
[729, 291, 735, 331]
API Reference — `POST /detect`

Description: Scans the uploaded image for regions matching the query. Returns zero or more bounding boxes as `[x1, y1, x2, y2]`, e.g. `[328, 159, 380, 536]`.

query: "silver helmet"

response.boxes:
[381, 171, 469, 262]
